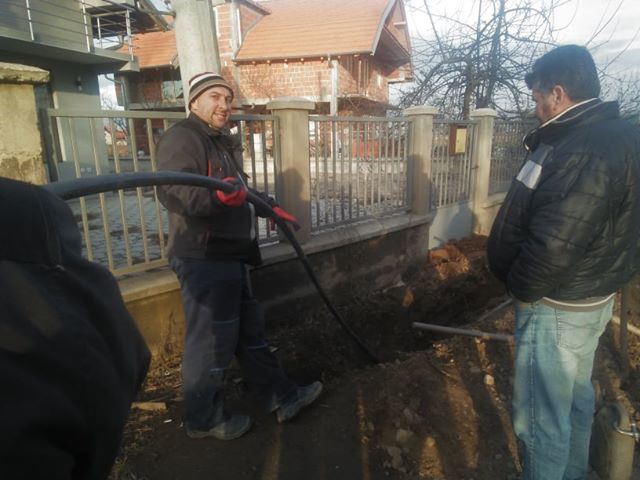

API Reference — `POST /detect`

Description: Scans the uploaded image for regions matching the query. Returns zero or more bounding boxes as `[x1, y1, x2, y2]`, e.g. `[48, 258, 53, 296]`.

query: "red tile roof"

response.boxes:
[235, 0, 401, 61]
[126, 0, 409, 69]
[127, 28, 177, 69]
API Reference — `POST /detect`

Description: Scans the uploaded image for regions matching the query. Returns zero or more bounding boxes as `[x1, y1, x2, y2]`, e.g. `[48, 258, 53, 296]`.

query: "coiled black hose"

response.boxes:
[45, 172, 379, 363]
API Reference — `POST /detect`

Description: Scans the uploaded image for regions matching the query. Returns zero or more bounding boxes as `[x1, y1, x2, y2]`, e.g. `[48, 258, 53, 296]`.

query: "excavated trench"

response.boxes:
[268, 235, 506, 381]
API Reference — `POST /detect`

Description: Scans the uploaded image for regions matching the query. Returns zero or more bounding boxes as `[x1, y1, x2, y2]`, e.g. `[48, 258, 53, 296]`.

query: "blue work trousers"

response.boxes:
[170, 257, 296, 431]
[512, 298, 613, 480]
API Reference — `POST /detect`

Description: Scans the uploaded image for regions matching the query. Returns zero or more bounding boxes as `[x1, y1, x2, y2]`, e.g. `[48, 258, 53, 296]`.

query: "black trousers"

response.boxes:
[170, 257, 295, 430]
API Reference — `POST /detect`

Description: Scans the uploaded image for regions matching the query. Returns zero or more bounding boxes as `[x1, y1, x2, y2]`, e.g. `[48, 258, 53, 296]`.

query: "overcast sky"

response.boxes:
[405, 0, 640, 76]
[556, 0, 640, 76]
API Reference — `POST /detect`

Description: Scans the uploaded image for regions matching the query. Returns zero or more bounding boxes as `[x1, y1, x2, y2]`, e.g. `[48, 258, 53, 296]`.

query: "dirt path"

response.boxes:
[111, 237, 640, 480]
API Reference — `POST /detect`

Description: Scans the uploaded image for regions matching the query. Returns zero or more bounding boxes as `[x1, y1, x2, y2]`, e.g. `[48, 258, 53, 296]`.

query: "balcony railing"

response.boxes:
[0, 0, 137, 60]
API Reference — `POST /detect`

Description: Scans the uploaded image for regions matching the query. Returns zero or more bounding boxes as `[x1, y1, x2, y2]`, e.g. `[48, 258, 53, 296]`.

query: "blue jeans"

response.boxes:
[512, 298, 613, 480]
[170, 257, 296, 431]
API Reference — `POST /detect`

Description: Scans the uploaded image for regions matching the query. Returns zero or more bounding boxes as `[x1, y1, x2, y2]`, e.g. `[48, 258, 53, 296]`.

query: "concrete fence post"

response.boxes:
[0, 63, 49, 184]
[268, 97, 315, 244]
[403, 105, 438, 215]
[469, 108, 497, 235]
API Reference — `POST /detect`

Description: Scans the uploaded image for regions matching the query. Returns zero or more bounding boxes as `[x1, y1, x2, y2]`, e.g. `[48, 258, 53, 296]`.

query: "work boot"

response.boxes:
[186, 414, 252, 440]
[276, 381, 323, 423]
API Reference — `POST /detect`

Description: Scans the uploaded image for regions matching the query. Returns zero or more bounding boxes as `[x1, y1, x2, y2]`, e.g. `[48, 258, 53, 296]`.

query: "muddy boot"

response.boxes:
[275, 381, 323, 423]
[186, 414, 252, 440]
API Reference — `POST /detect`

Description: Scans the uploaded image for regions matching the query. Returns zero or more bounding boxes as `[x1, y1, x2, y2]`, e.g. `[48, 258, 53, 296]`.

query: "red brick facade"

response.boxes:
[119, 1, 408, 116]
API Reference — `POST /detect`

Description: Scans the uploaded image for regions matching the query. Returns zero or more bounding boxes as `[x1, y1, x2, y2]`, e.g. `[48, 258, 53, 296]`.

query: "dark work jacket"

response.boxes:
[0, 178, 150, 480]
[487, 100, 640, 302]
[156, 113, 261, 265]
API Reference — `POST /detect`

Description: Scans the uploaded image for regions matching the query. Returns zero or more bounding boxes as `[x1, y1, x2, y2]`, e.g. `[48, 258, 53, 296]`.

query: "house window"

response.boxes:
[161, 71, 183, 103]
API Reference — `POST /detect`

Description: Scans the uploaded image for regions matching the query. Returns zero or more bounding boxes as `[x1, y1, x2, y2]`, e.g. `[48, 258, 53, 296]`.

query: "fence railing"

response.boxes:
[489, 119, 533, 194]
[45, 107, 530, 276]
[431, 120, 477, 208]
[308, 115, 411, 231]
[0, 0, 136, 59]
[47, 108, 279, 276]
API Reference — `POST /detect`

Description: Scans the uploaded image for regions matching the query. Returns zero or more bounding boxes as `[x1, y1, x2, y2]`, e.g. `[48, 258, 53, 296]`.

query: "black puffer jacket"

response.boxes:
[487, 100, 640, 302]
[157, 114, 261, 264]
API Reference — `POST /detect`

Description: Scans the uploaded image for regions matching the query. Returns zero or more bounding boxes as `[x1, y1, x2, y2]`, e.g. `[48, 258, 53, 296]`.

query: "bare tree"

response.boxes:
[398, 0, 569, 118]
[602, 73, 640, 123]
[399, 0, 640, 120]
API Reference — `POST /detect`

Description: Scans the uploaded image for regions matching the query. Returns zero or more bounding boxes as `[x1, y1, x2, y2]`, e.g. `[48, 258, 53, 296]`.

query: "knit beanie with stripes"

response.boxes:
[187, 72, 234, 107]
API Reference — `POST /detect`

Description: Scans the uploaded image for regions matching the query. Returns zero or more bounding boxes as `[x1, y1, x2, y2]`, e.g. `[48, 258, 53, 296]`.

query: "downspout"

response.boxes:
[229, 0, 242, 102]
[330, 57, 338, 115]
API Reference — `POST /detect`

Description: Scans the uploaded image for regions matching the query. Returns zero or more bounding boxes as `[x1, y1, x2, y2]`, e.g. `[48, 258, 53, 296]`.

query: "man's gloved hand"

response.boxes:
[251, 190, 300, 230]
[216, 177, 247, 207]
[269, 205, 300, 231]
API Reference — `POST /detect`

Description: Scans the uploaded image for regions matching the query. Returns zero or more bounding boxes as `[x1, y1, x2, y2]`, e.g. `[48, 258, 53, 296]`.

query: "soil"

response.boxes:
[110, 236, 640, 480]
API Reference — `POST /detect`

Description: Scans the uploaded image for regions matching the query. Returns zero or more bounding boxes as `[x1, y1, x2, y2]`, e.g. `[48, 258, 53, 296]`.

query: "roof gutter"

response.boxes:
[234, 50, 372, 64]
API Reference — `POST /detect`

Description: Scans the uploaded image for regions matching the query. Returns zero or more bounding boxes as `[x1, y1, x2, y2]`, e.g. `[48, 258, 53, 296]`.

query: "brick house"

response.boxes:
[116, 0, 412, 116]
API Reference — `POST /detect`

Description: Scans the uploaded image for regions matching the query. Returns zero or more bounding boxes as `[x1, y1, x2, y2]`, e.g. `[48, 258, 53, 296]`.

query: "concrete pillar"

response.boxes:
[267, 97, 315, 244]
[172, 0, 222, 112]
[0, 63, 49, 184]
[469, 108, 497, 235]
[403, 106, 438, 215]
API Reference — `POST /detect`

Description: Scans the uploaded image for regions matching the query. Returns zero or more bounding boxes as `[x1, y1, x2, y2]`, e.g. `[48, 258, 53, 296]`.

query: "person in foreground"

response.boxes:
[156, 72, 323, 441]
[0, 177, 150, 479]
[487, 45, 640, 479]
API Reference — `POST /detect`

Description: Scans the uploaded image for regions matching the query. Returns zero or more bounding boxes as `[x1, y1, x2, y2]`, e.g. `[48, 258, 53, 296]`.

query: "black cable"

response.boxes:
[45, 172, 379, 363]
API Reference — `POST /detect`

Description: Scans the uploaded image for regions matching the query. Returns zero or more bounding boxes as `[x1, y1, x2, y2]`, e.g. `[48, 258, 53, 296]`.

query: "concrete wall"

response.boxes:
[0, 63, 49, 184]
[120, 214, 432, 357]
[428, 201, 474, 248]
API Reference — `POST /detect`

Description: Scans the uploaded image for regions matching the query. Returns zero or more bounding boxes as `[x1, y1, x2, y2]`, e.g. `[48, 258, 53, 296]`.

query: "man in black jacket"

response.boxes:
[488, 45, 640, 479]
[156, 72, 322, 441]
[0, 177, 150, 479]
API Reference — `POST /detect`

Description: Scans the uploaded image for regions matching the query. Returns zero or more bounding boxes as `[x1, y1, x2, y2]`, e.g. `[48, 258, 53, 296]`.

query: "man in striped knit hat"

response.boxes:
[156, 72, 322, 440]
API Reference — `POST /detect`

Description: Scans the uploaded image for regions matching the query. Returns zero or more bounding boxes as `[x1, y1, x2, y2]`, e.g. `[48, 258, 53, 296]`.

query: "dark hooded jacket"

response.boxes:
[0, 177, 150, 480]
[156, 113, 261, 265]
[487, 99, 640, 302]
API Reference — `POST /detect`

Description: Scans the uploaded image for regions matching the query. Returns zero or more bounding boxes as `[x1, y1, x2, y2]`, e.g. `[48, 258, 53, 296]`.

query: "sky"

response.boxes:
[404, 0, 640, 77]
[554, 0, 640, 76]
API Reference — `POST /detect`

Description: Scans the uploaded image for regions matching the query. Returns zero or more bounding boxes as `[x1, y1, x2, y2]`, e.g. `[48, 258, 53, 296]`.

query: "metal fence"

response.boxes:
[46, 108, 279, 276]
[45, 107, 533, 276]
[431, 120, 477, 208]
[308, 115, 411, 231]
[489, 119, 533, 194]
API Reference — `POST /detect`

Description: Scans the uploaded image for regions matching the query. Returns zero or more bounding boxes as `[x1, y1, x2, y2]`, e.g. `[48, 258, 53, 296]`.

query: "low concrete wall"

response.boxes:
[476, 192, 507, 236]
[120, 212, 433, 358]
[428, 201, 474, 248]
